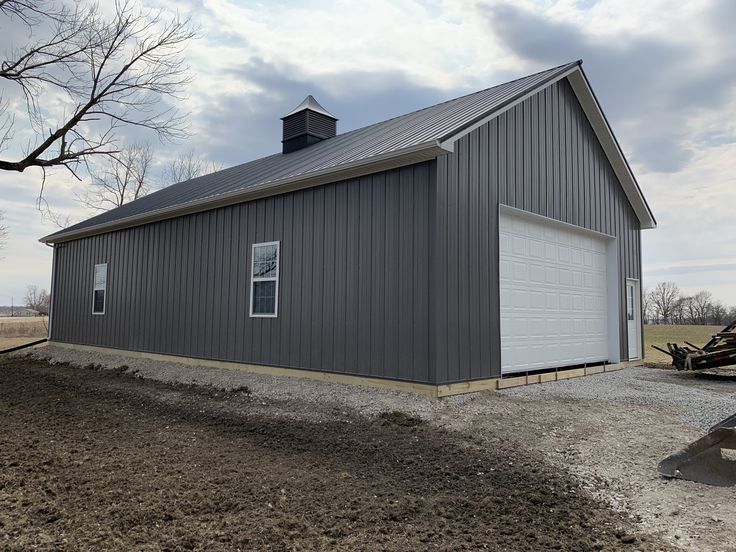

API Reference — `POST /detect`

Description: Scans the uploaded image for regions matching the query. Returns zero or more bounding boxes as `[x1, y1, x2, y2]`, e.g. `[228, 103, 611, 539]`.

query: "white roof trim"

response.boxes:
[440, 65, 656, 230]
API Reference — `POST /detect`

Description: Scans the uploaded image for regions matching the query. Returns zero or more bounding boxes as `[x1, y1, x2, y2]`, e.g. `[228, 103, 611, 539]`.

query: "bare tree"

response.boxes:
[642, 287, 652, 324]
[728, 306, 736, 324]
[24, 284, 50, 314]
[77, 142, 153, 211]
[671, 295, 687, 325]
[0, 0, 196, 192]
[710, 302, 728, 326]
[0, 210, 7, 254]
[691, 290, 713, 325]
[650, 281, 680, 324]
[162, 149, 222, 186]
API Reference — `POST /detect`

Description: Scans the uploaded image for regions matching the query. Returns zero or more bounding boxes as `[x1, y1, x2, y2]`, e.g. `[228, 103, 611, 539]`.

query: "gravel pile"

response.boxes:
[502, 367, 736, 432]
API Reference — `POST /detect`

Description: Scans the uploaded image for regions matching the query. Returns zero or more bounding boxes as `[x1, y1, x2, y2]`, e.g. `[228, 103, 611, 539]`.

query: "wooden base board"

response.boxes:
[46, 341, 640, 397]
[496, 361, 639, 390]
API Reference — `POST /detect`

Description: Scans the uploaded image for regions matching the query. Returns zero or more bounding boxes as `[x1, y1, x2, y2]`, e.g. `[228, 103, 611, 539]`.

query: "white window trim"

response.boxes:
[249, 241, 279, 318]
[92, 263, 107, 315]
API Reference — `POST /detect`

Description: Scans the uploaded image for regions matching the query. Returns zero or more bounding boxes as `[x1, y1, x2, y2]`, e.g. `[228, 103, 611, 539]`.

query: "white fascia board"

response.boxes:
[41, 141, 450, 244]
[564, 69, 656, 229]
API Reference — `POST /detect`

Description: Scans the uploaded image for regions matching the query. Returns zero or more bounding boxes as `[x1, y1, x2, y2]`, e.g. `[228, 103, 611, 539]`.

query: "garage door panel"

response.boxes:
[500, 210, 610, 374]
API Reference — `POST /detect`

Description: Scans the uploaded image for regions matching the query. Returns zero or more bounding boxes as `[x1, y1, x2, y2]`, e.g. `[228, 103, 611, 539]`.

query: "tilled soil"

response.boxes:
[0, 358, 666, 551]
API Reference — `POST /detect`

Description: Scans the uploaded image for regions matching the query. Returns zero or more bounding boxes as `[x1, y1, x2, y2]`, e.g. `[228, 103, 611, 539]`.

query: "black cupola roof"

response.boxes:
[281, 95, 337, 153]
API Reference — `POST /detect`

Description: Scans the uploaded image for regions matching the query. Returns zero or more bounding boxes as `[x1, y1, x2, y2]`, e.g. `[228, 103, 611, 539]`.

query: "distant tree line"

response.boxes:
[644, 282, 735, 325]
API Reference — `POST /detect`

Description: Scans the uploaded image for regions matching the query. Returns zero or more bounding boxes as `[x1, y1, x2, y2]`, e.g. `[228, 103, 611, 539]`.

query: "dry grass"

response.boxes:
[0, 317, 48, 338]
[0, 337, 46, 351]
[644, 324, 722, 365]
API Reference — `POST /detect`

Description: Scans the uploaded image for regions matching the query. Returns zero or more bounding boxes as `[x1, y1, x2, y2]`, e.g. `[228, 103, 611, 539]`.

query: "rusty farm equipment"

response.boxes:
[652, 319, 736, 371]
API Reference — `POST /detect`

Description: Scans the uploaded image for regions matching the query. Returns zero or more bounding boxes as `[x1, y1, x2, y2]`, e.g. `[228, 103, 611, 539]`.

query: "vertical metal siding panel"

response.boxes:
[325, 183, 339, 372]
[269, 197, 281, 362]
[523, 98, 533, 212]
[77, 238, 86, 343]
[488, 120, 501, 377]
[136, 225, 148, 351]
[457, 136, 470, 381]
[432, 158, 447, 383]
[544, 88, 554, 218]
[208, 212, 221, 358]
[514, 105, 523, 209]
[156, 222, 168, 353]
[171, 217, 183, 355]
[218, 208, 232, 359]
[287, 193, 302, 367]
[310, 188, 325, 369]
[132, 225, 143, 350]
[227, 207, 241, 361]
[398, 166, 414, 378]
[242, 204, 255, 361]
[185, 216, 197, 357]
[275, 196, 289, 365]
[346, 180, 361, 375]
[413, 163, 430, 382]
[446, 138, 460, 382]
[384, 170, 400, 378]
[564, 81, 573, 223]
[551, 82, 561, 220]
[358, 177, 373, 376]
[88, 235, 97, 343]
[298, 192, 313, 365]
[170, 220, 182, 354]
[370, 173, 386, 377]
[117, 229, 129, 348]
[497, 113, 507, 205]
[468, 129, 481, 379]
[571, 97, 581, 226]
[72, 240, 80, 341]
[531, 91, 544, 213]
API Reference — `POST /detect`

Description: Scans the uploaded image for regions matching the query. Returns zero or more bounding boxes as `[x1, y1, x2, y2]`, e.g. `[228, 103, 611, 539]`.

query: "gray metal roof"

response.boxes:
[43, 61, 583, 243]
[283, 95, 337, 119]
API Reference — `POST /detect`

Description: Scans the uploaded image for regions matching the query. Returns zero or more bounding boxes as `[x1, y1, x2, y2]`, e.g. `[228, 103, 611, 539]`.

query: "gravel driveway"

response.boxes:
[502, 367, 736, 432]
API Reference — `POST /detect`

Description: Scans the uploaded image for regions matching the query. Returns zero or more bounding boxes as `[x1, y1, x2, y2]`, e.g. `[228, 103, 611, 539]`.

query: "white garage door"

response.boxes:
[499, 209, 610, 374]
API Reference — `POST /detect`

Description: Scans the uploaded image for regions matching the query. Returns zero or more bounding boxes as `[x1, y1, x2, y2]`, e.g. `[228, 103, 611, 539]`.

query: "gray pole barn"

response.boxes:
[41, 60, 655, 395]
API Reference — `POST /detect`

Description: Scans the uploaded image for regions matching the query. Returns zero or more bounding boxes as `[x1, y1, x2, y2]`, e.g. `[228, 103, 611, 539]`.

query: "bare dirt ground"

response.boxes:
[0, 356, 667, 551]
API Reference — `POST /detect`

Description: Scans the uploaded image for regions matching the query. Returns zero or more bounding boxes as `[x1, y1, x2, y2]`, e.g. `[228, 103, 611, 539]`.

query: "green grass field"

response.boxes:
[644, 324, 723, 365]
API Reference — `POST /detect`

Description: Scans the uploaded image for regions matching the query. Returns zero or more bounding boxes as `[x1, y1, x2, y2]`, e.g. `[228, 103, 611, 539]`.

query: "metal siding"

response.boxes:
[51, 162, 434, 383]
[434, 78, 642, 383]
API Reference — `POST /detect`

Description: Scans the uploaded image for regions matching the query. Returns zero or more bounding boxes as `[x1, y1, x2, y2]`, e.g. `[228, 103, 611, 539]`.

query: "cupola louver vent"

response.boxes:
[281, 95, 337, 153]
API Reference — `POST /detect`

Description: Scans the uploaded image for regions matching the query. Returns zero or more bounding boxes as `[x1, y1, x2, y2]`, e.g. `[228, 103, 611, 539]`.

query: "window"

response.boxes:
[626, 284, 635, 321]
[250, 242, 279, 317]
[92, 263, 107, 315]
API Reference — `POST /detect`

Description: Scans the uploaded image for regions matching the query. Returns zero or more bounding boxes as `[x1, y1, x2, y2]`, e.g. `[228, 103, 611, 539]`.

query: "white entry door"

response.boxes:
[626, 280, 641, 360]
[499, 209, 611, 374]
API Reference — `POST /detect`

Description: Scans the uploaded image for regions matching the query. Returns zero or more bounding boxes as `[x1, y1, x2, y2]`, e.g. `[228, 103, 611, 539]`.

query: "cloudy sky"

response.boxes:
[1, 0, 735, 308]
